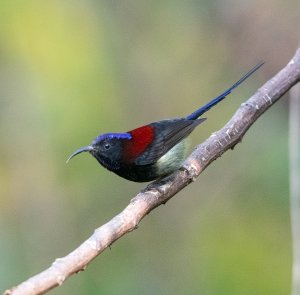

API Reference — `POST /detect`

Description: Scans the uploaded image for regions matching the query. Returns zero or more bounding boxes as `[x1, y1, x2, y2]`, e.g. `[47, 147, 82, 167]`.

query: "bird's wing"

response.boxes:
[134, 118, 206, 165]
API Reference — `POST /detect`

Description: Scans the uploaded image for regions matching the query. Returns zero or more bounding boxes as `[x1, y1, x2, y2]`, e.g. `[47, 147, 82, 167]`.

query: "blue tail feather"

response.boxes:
[186, 62, 264, 120]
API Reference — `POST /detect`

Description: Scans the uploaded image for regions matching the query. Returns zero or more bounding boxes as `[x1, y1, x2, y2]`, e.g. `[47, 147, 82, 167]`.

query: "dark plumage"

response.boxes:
[67, 63, 263, 182]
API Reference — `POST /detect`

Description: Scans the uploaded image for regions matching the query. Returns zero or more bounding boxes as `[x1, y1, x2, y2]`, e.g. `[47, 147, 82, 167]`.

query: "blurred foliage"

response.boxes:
[0, 1, 299, 294]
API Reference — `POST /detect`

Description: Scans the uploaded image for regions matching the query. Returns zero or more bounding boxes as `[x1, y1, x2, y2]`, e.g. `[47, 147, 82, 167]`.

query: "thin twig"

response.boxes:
[289, 82, 300, 295]
[4, 47, 300, 295]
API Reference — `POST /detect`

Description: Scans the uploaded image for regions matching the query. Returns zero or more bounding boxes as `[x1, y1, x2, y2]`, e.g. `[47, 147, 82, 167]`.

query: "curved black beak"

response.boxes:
[66, 145, 94, 163]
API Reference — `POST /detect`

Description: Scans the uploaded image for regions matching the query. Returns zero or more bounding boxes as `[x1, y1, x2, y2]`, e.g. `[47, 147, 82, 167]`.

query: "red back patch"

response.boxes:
[123, 125, 154, 162]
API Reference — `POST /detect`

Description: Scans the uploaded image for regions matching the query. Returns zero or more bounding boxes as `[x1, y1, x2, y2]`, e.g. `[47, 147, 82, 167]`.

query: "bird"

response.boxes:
[67, 63, 263, 182]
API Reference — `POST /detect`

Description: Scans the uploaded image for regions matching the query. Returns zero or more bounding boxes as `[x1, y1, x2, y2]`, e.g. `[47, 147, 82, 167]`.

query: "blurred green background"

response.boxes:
[0, 1, 299, 294]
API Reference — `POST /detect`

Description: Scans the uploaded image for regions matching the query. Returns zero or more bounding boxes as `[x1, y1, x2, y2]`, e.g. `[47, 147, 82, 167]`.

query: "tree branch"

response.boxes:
[4, 47, 300, 295]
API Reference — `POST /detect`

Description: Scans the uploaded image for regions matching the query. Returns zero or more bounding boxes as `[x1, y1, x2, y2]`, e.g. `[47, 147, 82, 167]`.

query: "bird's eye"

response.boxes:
[104, 143, 111, 150]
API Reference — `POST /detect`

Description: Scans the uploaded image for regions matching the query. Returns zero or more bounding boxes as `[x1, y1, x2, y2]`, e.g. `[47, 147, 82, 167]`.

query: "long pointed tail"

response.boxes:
[186, 62, 264, 120]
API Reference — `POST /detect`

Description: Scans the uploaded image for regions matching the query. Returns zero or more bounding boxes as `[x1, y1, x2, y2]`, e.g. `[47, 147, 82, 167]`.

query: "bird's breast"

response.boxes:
[154, 138, 189, 176]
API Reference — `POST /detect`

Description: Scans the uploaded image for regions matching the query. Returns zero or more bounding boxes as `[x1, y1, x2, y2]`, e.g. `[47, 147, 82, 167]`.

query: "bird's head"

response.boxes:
[67, 133, 132, 170]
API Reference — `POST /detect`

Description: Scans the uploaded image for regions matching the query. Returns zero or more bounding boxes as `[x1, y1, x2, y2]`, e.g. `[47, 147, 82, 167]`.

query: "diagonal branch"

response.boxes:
[4, 47, 300, 295]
